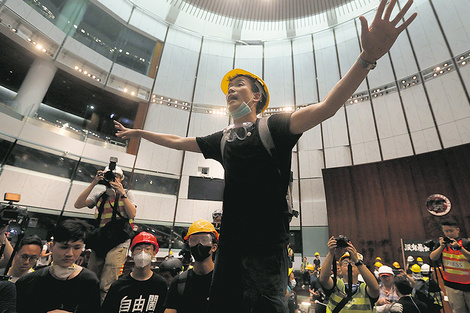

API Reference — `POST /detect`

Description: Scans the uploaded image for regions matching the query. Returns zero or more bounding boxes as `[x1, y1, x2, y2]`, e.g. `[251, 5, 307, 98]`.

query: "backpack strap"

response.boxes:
[177, 270, 190, 297]
[258, 117, 276, 157]
[96, 192, 108, 226]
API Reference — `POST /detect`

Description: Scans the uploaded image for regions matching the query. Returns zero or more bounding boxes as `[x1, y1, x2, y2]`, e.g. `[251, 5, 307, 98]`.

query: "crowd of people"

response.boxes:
[4, 1, 465, 312]
[289, 219, 469, 313]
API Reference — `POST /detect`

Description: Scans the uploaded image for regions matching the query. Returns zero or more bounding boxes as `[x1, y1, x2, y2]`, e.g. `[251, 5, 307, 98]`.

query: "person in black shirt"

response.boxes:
[164, 220, 218, 313]
[114, 2, 416, 309]
[390, 276, 428, 313]
[102, 231, 168, 313]
[16, 219, 100, 313]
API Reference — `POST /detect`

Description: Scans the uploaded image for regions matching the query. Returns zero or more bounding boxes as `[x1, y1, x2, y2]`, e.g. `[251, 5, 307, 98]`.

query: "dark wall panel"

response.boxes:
[323, 143, 470, 265]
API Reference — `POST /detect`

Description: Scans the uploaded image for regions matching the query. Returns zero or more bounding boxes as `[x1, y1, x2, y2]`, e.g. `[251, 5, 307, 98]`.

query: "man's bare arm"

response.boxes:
[114, 121, 201, 153]
[290, 0, 416, 134]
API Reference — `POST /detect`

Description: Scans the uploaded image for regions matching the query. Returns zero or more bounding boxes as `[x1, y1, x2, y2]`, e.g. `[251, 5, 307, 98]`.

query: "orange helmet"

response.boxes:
[184, 219, 219, 241]
[130, 231, 159, 252]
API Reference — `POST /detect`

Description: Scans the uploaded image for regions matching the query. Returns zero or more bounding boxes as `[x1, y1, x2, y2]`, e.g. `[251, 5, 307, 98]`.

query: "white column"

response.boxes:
[14, 57, 57, 117]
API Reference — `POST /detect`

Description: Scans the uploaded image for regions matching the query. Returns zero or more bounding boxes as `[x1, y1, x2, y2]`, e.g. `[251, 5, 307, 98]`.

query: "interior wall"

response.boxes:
[323, 143, 470, 265]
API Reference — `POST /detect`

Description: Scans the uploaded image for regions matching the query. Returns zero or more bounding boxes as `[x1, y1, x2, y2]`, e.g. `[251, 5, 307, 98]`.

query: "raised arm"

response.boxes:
[114, 121, 201, 153]
[290, 0, 417, 134]
[319, 236, 338, 290]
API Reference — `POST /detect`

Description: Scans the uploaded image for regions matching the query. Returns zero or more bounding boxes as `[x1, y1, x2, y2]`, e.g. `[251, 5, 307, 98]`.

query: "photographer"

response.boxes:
[319, 236, 379, 312]
[74, 163, 136, 301]
[429, 219, 470, 313]
[0, 225, 13, 269]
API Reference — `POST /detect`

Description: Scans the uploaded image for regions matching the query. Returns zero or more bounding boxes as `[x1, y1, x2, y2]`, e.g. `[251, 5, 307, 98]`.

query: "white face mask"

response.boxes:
[290, 279, 296, 288]
[50, 263, 77, 280]
[134, 251, 152, 268]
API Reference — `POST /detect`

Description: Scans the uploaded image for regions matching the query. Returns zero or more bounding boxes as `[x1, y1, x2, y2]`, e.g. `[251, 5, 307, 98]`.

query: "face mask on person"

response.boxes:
[134, 251, 152, 268]
[290, 279, 297, 288]
[229, 95, 256, 120]
[50, 263, 77, 280]
[190, 244, 212, 262]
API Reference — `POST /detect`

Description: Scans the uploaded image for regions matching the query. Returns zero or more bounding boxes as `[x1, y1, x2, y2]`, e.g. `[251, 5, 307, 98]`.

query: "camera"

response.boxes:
[0, 193, 28, 227]
[335, 235, 350, 248]
[98, 157, 119, 187]
[443, 237, 453, 244]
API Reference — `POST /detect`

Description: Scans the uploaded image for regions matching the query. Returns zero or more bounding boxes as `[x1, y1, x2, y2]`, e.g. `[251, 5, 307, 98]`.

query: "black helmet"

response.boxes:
[159, 258, 183, 277]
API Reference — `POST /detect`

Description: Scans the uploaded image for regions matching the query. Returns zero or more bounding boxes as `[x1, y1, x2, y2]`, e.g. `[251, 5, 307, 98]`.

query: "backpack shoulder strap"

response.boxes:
[258, 117, 276, 157]
[177, 270, 190, 297]
[96, 191, 108, 225]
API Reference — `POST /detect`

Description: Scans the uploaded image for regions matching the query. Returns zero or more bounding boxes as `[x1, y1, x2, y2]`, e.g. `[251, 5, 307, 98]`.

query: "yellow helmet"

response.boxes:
[340, 252, 363, 262]
[417, 257, 423, 262]
[392, 261, 400, 269]
[306, 264, 315, 271]
[376, 257, 382, 261]
[375, 262, 383, 268]
[184, 219, 219, 241]
[221, 69, 270, 114]
[315, 252, 320, 256]
[288, 267, 294, 276]
[410, 264, 421, 273]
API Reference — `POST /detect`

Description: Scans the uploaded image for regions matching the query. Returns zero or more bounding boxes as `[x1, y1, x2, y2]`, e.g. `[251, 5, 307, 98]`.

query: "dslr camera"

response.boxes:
[0, 193, 28, 228]
[335, 235, 350, 248]
[443, 237, 453, 244]
[98, 157, 119, 187]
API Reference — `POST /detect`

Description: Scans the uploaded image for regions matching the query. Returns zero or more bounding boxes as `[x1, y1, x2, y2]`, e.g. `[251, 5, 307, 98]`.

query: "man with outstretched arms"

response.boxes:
[114, 1, 416, 311]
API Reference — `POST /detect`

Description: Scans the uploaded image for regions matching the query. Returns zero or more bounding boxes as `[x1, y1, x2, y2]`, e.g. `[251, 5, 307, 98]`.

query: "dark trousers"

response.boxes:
[208, 244, 289, 313]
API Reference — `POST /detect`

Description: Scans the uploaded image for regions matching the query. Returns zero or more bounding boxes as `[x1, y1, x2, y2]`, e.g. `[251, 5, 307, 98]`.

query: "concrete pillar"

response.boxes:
[14, 57, 57, 117]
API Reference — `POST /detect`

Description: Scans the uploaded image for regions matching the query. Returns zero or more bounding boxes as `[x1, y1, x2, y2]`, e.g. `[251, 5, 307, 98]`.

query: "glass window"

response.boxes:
[73, 2, 124, 61]
[5, 143, 78, 179]
[136, 224, 186, 249]
[23, 0, 66, 22]
[115, 29, 156, 75]
[0, 137, 15, 166]
[131, 172, 179, 195]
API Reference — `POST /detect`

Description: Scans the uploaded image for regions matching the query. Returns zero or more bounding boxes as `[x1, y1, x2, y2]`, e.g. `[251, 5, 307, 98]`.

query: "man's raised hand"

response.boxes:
[359, 0, 417, 63]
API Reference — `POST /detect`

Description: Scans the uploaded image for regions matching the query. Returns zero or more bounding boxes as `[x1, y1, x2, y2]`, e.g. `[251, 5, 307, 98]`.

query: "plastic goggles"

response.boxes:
[223, 122, 254, 142]
[188, 234, 213, 247]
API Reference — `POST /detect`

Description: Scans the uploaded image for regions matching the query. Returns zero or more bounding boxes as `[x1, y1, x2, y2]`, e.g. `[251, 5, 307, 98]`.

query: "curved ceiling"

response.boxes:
[166, 0, 357, 21]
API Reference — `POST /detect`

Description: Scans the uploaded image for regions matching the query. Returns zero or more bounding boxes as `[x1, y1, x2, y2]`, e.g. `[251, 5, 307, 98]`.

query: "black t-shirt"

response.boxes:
[165, 269, 212, 313]
[196, 114, 301, 249]
[101, 272, 168, 313]
[15, 267, 100, 313]
[0, 280, 16, 313]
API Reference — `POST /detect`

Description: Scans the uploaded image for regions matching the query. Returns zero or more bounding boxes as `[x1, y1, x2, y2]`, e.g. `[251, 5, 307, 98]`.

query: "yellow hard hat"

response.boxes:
[184, 219, 219, 241]
[221, 69, 270, 114]
[376, 257, 382, 261]
[392, 261, 400, 269]
[340, 252, 363, 262]
[315, 252, 320, 256]
[288, 267, 294, 276]
[411, 264, 421, 273]
[375, 262, 383, 268]
[417, 257, 423, 262]
[306, 264, 315, 271]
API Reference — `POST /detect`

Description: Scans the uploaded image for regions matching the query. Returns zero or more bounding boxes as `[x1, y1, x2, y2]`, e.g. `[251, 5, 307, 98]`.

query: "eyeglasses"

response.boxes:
[223, 122, 254, 142]
[19, 254, 39, 263]
[188, 234, 213, 247]
[133, 245, 154, 253]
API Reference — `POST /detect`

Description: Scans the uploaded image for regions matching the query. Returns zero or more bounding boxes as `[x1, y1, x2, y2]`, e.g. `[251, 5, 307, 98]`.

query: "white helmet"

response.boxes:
[104, 165, 124, 178]
[421, 264, 431, 274]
